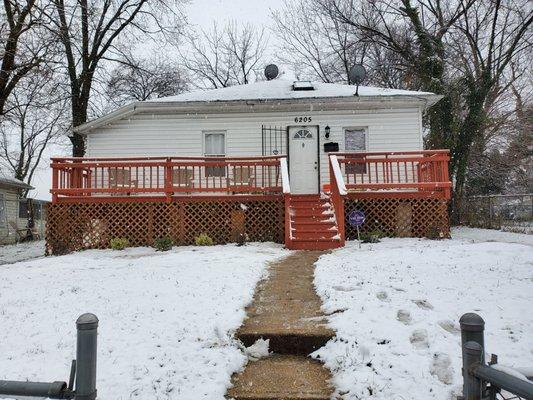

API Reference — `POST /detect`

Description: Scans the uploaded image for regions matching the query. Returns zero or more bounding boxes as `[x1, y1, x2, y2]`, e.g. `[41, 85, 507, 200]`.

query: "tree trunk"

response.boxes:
[70, 99, 88, 157]
[450, 81, 490, 223]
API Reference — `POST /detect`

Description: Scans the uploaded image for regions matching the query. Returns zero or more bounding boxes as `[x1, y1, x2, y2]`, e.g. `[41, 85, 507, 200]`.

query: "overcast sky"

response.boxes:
[29, 0, 285, 200]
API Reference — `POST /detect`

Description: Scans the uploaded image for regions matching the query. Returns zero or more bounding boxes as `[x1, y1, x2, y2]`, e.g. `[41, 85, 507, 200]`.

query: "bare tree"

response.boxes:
[446, 0, 533, 210]
[105, 52, 189, 108]
[272, 0, 366, 83]
[319, 0, 532, 219]
[181, 21, 267, 88]
[326, 0, 478, 150]
[44, 0, 186, 156]
[0, 0, 54, 115]
[0, 71, 67, 196]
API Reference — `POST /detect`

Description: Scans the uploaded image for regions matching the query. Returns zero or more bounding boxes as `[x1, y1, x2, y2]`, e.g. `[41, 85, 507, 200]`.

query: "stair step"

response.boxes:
[291, 209, 334, 217]
[290, 203, 330, 210]
[288, 238, 342, 250]
[291, 215, 336, 222]
[291, 219, 338, 232]
[227, 355, 333, 400]
[237, 332, 333, 355]
[292, 232, 338, 240]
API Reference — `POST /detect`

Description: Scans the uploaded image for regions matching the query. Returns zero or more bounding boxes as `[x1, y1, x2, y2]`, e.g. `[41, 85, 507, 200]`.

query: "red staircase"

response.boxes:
[286, 194, 343, 250]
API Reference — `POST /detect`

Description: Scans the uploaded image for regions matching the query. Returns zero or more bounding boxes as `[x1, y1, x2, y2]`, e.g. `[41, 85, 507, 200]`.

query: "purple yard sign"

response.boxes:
[348, 210, 365, 227]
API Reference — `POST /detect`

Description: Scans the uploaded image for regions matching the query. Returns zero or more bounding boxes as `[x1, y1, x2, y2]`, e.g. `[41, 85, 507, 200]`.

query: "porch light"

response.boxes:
[324, 125, 331, 139]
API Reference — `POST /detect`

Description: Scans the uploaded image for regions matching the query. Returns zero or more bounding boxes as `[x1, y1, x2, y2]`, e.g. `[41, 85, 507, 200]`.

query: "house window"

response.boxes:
[0, 193, 5, 227]
[204, 131, 226, 177]
[19, 200, 42, 220]
[345, 128, 367, 174]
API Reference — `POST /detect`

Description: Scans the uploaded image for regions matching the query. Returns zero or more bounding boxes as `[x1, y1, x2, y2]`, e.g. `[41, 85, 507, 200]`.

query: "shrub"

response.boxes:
[360, 230, 384, 243]
[195, 233, 214, 246]
[426, 224, 445, 240]
[153, 236, 173, 251]
[110, 237, 130, 250]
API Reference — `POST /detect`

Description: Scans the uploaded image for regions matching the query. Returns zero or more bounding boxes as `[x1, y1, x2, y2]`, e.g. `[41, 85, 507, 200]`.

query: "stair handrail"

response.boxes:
[280, 156, 292, 245]
[329, 155, 346, 246]
[280, 157, 290, 194]
[329, 155, 347, 195]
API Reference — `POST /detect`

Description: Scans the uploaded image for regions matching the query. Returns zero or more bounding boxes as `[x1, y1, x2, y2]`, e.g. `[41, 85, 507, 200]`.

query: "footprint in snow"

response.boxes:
[332, 284, 362, 292]
[412, 299, 434, 310]
[438, 320, 460, 335]
[410, 329, 429, 349]
[397, 309, 412, 325]
[430, 352, 453, 384]
[376, 290, 390, 302]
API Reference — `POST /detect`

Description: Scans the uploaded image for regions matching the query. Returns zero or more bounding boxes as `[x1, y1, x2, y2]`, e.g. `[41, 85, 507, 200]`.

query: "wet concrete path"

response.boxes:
[227, 251, 335, 400]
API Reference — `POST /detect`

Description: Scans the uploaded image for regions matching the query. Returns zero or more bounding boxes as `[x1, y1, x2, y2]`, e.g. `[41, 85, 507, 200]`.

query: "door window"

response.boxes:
[293, 129, 313, 139]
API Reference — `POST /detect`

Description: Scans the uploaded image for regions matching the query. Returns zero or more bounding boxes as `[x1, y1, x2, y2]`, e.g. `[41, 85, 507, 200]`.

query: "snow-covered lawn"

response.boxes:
[313, 227, 532, 400]
[0, 240, 45, 265]
[0, 243, 289, 399]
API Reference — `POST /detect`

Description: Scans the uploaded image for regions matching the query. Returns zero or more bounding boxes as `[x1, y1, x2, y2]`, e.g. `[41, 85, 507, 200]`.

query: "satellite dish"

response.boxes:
[349, 64, 367, 96]
[349, 64, 367, 85]
[264, 64, 279, 81]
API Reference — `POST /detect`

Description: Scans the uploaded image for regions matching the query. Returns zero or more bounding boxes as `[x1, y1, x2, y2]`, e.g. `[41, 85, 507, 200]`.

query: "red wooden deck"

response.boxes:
[49, 151, 451, 251]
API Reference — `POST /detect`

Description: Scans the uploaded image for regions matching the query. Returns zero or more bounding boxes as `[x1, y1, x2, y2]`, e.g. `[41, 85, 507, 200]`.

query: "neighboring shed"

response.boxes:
[0, 172, 47, 244]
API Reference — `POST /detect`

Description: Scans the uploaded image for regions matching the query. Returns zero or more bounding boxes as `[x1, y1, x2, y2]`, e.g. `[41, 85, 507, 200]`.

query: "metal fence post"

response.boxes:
[464, 341, 483, 400]
[460, 313, 485, 397]
[75, 313, 98, 400]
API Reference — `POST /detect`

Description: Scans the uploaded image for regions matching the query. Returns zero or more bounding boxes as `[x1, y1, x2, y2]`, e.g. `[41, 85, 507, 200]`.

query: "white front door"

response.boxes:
[289, 126, 319, 194]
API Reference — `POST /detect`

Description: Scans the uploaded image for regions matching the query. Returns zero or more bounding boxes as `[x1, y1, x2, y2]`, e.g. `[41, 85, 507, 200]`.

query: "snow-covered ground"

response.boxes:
[313, 227, 532, 399]
[0, 240, 45, 265]
[0, 243, 289, 399]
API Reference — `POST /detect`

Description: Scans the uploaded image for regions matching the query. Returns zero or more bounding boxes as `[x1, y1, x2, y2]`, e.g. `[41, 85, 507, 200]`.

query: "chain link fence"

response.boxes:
[461, 194, 532, 234]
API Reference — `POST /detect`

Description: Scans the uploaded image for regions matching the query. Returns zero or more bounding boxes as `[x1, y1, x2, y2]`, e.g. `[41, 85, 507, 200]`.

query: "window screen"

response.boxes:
[204, 132, 226, 177]
[345, 128, 366, 151]
[345, 128, 367, 174]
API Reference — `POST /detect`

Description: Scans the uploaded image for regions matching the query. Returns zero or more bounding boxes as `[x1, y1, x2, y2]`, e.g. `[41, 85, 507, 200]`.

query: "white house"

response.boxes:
[75, 79, 441, 195]
[47, 79, 451, 253]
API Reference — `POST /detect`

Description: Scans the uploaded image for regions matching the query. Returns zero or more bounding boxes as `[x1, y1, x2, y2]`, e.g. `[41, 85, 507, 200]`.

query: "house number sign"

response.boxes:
[294, 116, 312, 123]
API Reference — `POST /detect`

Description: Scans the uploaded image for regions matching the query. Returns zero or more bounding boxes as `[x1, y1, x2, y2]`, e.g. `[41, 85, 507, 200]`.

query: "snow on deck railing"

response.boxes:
[280, 157, 290, 194]
[329, 155, 347, 195]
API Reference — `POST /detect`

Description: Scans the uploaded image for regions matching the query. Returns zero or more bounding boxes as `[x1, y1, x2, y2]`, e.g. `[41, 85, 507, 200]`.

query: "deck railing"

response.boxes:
[331, 150, 452, 199]
[51, 156, 285, 203]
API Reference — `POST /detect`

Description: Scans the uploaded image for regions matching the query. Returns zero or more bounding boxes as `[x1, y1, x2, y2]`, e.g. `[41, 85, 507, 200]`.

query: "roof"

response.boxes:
[0, 171, 33, 190]
[75, 79, 443, 133]
[147, 79, 436, 103]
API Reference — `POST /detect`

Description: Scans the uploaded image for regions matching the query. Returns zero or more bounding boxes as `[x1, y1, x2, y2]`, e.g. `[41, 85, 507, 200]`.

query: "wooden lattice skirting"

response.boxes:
[344, 197, 450, 239]
[46, 198, 284, 255]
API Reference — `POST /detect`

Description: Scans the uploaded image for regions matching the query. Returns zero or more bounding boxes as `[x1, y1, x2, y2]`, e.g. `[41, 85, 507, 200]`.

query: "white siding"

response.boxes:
[86, 107, 423, 188]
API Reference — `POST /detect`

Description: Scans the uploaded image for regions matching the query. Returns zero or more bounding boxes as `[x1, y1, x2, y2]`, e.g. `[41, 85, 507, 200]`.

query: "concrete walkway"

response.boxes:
[227, 251, 335, 400]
